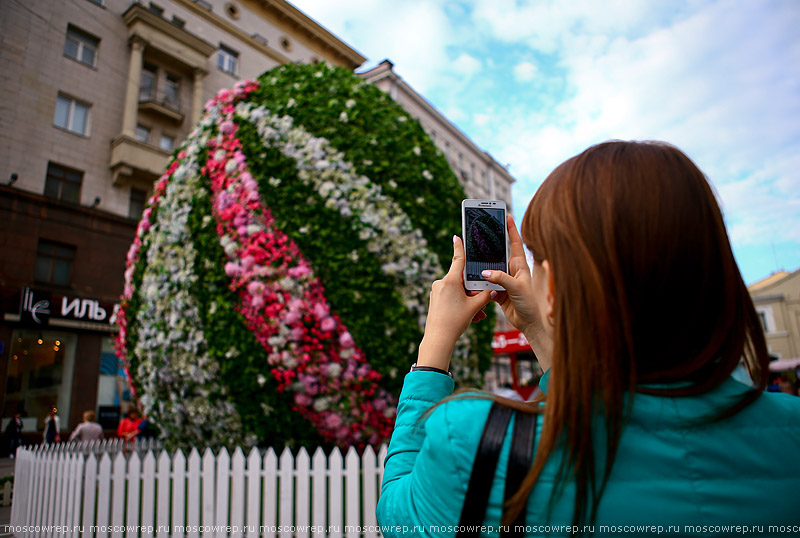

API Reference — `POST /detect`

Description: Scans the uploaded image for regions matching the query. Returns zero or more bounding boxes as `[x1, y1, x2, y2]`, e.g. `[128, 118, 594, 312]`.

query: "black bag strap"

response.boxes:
[456, 402, 514, 538]
[501, 412, 538, 538]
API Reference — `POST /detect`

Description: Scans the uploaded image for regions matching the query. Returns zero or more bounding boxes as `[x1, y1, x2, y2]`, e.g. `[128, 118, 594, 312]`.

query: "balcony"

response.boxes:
[110, 135, 170, 187]
[138, 86, 184, 123]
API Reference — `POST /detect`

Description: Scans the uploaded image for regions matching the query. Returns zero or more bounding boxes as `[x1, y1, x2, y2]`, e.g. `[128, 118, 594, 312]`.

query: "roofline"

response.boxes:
[748, 267, 800, 293]
[360, 60, 515, 184]
[259, 0, 367, 69]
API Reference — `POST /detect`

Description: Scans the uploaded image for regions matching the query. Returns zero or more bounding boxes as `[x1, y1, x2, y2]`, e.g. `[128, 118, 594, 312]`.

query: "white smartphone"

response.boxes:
[461, 199, 508, 291]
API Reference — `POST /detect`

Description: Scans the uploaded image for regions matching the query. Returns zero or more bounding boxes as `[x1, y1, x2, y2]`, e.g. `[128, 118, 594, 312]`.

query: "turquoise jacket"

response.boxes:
[377, 369, 800, 537]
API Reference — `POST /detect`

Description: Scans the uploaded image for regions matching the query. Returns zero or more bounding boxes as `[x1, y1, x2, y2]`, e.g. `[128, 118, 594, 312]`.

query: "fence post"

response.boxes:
[295, 448, 311, 538]
[173, 449, 187, 536]
[186, 448, 202, 538]
[246, 447, 261, 538]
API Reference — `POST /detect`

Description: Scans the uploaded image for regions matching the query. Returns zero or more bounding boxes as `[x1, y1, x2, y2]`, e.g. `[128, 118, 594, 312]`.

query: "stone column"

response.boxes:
[121, 36, 146, 138]
[192, 69, 206, 127]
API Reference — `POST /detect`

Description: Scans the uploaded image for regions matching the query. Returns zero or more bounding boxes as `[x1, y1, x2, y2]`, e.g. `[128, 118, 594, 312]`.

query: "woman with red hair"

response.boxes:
[377, 141, 800, 536]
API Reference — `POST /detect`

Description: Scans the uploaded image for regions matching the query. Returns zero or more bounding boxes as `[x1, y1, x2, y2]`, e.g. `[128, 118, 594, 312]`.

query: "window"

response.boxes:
[164, 74, 180, 107]
[54, 94, 89, 135]
[148, 2, 164, 16]
[159, 134, 174, 151]
[218, 45, 238, 75]
[755, 306, 776, 333]
[44, 162, 82, 203]
[139, 64, 157, 101]
[64, 25, 99, 67]
[135, 125, 151, 143]
[171, 16, 185, 29]
[129, 188, 147, 218]
[35, 240, 76, 286]
[3, 330, 77, 430]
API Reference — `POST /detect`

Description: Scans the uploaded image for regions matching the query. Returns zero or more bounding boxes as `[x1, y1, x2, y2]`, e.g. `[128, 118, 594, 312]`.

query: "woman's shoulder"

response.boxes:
[425, 393, 511, 453]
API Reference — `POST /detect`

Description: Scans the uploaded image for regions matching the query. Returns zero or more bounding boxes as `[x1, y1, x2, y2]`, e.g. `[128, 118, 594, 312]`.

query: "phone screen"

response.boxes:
[464, 206, 507, 281]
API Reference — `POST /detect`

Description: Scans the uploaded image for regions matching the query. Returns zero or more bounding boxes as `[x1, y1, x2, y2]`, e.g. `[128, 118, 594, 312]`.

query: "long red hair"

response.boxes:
[502, 140, 768, 528]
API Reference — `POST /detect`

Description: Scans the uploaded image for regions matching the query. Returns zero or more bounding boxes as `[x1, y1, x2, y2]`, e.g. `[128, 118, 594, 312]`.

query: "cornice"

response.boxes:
[253, 0, 366, 68]
[124, 3, 216, 57]
[172, 0, 289, 64]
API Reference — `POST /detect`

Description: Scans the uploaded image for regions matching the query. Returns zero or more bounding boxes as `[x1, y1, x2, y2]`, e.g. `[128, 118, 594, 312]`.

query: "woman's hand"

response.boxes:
[482, 216, 553, 368]
[417, 236, 492, 370]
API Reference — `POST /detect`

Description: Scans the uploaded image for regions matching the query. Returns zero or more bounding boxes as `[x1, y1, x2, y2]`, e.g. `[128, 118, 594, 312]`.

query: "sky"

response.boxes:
[289, 0, 799, 285]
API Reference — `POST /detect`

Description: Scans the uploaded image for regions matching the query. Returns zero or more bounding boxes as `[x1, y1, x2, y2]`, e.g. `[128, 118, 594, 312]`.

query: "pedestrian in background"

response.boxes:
[68, 410, 104, 442]
[42, 405, 60, 444]
[377, 140, 800, 536]
[117, 408, 142, 442]
[4, 412, 23, 457]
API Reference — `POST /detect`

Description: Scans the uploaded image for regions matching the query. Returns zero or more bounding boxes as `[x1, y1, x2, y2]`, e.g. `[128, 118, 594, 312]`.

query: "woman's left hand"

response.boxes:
[417, 236, 492, 370]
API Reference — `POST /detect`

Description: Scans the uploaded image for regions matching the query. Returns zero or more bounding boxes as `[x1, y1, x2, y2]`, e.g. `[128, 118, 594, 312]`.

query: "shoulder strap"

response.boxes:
[456, 402, 514, 538]
[501, 412, 538, 538]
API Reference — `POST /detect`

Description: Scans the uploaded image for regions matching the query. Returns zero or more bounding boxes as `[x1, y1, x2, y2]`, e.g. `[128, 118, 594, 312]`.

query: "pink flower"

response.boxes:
[285, 309, 302, 325]
[288, 265, 312, 279]
[290, 326, 305, 341]
[224, 262, 241, 277]
[294, 393, 312, 406]
[321, 317, 336, 332]
[220, 121, 236, 134]
[241, 256, 255, 271]
[339, 332, 354, 348]
[247, 280, 264, 296]
[251, 295, 264, 309]
[313, 303, 329, 320]
[325, 413, 343, 429]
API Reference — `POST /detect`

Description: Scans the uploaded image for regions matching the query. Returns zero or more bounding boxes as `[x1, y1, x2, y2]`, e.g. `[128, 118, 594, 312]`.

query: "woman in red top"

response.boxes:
[117, 408, 142, 442]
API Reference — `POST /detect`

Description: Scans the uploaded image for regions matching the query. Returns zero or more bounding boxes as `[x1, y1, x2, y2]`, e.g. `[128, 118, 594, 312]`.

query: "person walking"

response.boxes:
[42, 405, 61, 444]
[376, 141, 800, 536]
[68, 410, 104, 442]
[4, 413, 23, 457]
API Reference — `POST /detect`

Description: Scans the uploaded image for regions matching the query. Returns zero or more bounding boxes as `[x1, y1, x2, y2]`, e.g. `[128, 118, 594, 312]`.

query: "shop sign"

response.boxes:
[19, 287, 117, 326]
[492, 329, 531, 354]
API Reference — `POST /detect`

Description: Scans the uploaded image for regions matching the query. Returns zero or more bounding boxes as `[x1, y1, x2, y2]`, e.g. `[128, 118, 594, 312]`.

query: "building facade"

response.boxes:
[1, 0, 519, 439]
[749, 268, 800, 361]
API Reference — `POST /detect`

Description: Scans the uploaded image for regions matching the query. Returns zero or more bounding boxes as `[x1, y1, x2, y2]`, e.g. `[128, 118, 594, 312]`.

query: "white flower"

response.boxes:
[345, 99, 356, 109]
[422, 170, 433, 180]
[412, 146, 421, 155]
[338, 111, 349, 122]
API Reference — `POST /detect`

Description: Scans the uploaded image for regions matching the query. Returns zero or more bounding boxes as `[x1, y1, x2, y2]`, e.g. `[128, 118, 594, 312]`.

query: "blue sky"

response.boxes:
[290, 0, 799, 285]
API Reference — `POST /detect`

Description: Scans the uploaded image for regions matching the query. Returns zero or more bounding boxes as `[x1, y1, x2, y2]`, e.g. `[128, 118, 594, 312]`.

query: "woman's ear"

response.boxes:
[542, 259, 555, 320]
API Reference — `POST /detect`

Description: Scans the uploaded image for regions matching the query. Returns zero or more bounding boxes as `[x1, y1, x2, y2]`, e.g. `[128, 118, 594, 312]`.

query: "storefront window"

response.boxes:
[3, 330, 76, 433]
[96, 337, 132, 429]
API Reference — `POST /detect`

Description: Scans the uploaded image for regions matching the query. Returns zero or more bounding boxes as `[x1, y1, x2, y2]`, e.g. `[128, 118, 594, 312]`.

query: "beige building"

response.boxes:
[361, 60, 516, 214]
[0, 0, 365, 218]
[749, 268, 800, 361]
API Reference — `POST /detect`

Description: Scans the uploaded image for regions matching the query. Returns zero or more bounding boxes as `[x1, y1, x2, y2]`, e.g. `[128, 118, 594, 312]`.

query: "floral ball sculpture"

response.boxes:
[116, 63, 495, 450]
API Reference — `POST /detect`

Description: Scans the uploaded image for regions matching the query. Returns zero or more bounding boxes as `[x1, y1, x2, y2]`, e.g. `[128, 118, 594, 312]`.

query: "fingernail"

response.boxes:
[481, 270, 492, 278]
[453, 235, 459, 244]
[490, 290, 497, 299]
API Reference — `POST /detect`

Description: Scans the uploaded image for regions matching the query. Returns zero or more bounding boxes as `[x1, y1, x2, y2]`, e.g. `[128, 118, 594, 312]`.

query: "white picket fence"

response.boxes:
[10, 441, 388, 537]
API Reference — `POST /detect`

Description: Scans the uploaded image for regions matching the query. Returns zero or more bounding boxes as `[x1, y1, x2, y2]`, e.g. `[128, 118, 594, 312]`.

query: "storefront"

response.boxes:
[0, 286, 131, 447]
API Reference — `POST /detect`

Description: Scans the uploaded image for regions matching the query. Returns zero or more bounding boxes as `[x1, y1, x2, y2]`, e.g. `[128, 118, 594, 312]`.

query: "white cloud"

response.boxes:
[513, 61, 537, 82]
[452, 53, 482, 77]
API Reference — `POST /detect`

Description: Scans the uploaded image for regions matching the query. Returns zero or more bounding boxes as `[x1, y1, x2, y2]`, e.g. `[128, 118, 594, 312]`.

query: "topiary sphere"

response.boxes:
[116, 63, 495, 451]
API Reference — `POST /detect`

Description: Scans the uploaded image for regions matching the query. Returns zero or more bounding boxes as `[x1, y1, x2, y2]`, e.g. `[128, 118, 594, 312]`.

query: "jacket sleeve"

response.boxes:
[377, 370, 479, 537]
